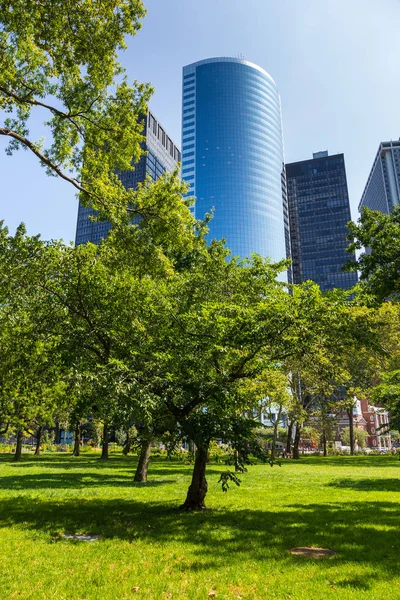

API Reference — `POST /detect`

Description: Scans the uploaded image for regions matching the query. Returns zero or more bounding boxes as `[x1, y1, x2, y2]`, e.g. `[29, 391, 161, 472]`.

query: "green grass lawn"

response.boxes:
[0, 453, 399, 600]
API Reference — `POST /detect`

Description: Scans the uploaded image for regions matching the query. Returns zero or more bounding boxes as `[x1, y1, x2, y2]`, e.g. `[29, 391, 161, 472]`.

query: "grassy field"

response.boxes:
[0, 453, 399, 600]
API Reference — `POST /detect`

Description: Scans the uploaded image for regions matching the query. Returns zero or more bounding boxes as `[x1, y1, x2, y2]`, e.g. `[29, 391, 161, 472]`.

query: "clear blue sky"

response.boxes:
[1, 0, 399, 242]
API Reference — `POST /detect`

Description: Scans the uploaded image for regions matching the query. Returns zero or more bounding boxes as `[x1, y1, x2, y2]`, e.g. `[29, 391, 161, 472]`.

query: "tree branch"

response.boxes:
[0, 127, 95, 197]
[0, 85, 85, 136]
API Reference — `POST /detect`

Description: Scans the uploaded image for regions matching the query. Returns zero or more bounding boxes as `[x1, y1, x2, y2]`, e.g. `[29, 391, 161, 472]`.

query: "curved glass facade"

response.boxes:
[182, 57, 288, 266]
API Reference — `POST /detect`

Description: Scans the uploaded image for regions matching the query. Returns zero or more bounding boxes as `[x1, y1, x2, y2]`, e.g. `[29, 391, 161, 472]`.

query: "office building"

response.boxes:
[182, 57, 289, 267]
[75, 110, 181, 245]
[286, 152, 358, 291]
[359, 140, 400, 216]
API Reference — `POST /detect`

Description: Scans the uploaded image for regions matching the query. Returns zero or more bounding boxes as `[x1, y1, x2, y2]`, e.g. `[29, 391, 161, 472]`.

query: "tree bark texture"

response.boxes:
[34, 426, 42, 456]
[180, 444, 209, 510]
[134, 438, 152, 482]
[322, 427, 327, 457]
[271, 405, 283, 461]
[72, 421, 81, 457]
[13, 429, 23, 462]
[54, 421, 60, 445]
[292, 423, 302, 459]
[100, 423, 109, 460]
[286, 420, 293, 454]
[234, 449, 240, 472]
[348, 408, 354, 455]
[122, 431, 131, 456]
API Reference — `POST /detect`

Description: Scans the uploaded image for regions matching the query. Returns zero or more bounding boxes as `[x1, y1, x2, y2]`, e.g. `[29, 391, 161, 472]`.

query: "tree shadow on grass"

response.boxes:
[328, 478, 400, 492]
[0, 454, 221, 478]
[296, 455, 400, 468]
[335, 575, 374, 590]
[0, 455, 131, 469]
[0, 494, 399, 587]
[0, 471, 176, 490]
[0, 456, 222, 490]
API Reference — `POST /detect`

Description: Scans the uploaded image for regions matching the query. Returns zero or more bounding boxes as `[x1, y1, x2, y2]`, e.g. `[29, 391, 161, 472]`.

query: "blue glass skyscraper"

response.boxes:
[75, 110, 181, 245]
[182, 58, 289, 265]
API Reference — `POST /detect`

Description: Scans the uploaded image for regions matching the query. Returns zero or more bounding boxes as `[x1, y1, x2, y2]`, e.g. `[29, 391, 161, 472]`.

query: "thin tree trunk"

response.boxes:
[286, 420, 293, 454]
[134, 438, 152, 482]
[271, 405, 283, 461]
[122, 430, 131, 456]
[180, 444, 209, 510]
[234, 449, 240, 472]
[100, 422, 109, 460]
[55, 421, 60, 444]
[13, 429, 23, 462]
[347, 408, 354, 455]
[34, 426, 42, 456]
[322, 426, 327, 457]
[72, 421, 81, 456]
[293, 422, 302, 459]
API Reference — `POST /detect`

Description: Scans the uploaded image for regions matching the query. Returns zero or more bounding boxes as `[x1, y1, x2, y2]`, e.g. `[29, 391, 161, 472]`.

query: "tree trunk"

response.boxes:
[100, 422, 109, 460]
[54, 421, 60, 444]
[271, 405, 283, 461]
[293, 422, 302, 459]
[322, 426, 327, 457]
[188, 438, 195, 454]
[34, 426, 42, 456]
[180, 444, 209, 510]
[13, 429, 23, 462]
[122, 430, 131, 456]
[134, 438, 152, 482]
[234, 449, 241, 472]
[286, 420, 293, 454]
[72, 421, 81, 457]
[348, 408, 354, 456]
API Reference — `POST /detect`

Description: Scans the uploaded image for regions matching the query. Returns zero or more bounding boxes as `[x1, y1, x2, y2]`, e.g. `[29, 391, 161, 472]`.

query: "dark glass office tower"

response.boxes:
[286, 151, 358, 291]
[75, 110, 181, 245]
[182, 57, 289, 272]
[359, 140, 400, 216]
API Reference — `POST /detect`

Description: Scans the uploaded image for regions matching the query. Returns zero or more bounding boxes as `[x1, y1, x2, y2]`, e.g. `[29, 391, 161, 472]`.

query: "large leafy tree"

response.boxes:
[0, 0, 152, 222]
[145, 257, 344, 509]
[281, 286, 384, 457]
[347, 207, 400, 432]
[370, 303, 400, 431]
[0, 224, 67, 461]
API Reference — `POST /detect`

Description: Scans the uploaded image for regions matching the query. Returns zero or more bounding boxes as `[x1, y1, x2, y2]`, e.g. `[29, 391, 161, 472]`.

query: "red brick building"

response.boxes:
[335, 398, 391, 450]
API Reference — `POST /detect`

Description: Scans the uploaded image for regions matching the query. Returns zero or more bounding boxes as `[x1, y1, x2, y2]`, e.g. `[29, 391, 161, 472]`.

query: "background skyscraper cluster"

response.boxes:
[76, 56, 398, 292]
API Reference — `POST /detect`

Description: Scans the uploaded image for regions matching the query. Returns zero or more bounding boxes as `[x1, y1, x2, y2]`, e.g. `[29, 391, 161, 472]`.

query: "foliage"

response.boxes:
[0, 0, 152, 223]
[208, 441, 229, 463]
[346, 206, 400, 303]
[341, 426, 369, 448]
[218, 470, 242, 492]
[371, 370, 400, 430]
[279, 285, 384, 457]
[301, 425, 320, 446]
